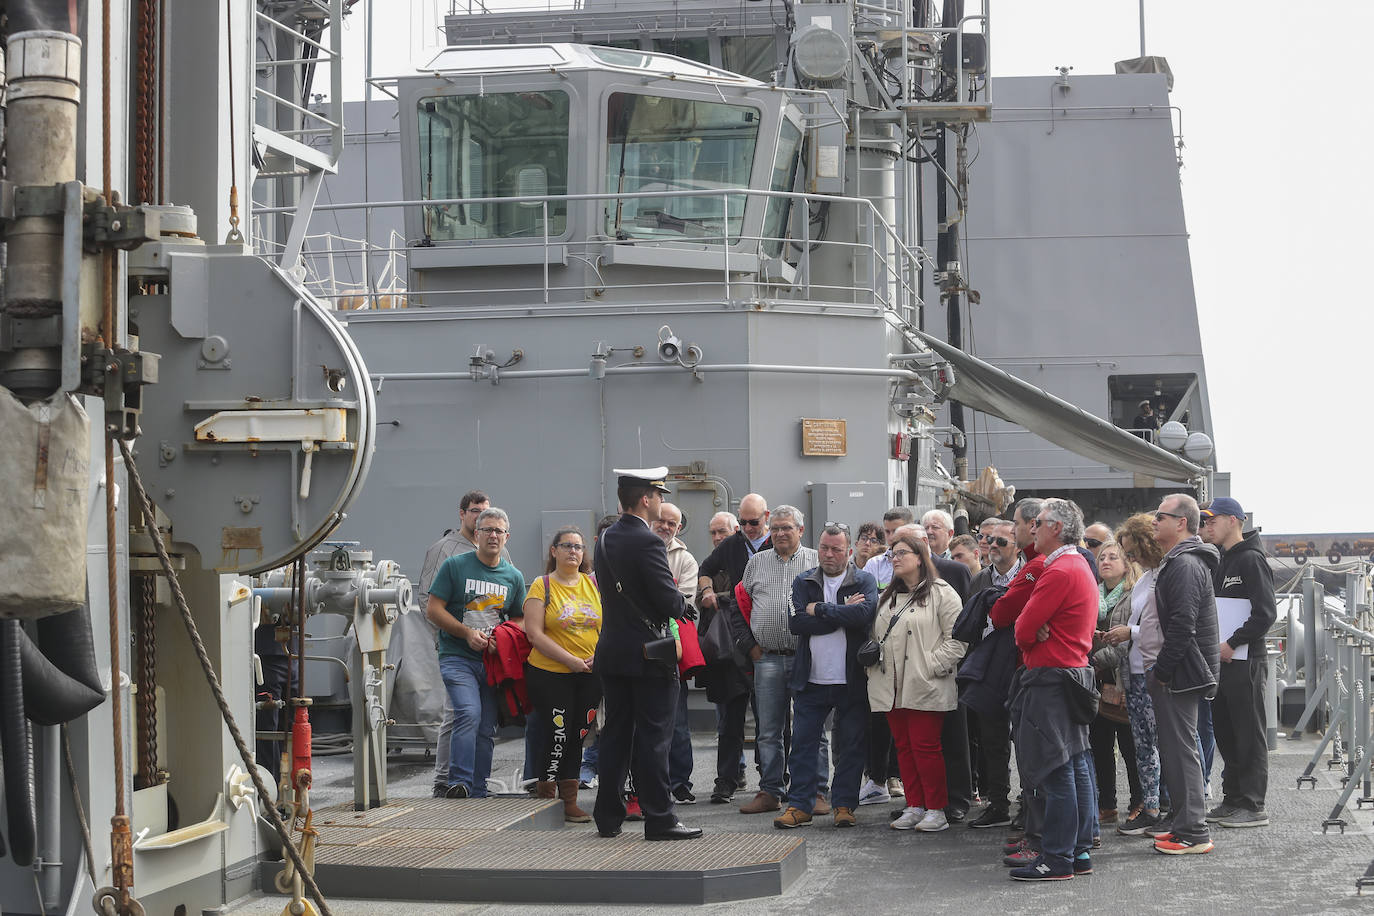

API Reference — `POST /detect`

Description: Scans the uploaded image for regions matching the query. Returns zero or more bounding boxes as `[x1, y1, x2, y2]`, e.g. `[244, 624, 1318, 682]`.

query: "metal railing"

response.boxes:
[1280, 563, 1374, 891]
[253, 186, 931, 316]
[254, 0, 345, 174]
[253, 226, 409, 308]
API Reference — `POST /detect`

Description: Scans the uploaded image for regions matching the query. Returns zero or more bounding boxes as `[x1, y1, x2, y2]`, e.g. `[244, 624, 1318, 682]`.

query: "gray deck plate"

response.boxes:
[270, 798, 805, 904]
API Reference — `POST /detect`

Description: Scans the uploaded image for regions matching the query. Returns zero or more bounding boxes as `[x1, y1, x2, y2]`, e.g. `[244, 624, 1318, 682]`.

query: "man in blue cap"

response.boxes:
[592, 466, 701, 841]
[1200, 496, 1274, 829]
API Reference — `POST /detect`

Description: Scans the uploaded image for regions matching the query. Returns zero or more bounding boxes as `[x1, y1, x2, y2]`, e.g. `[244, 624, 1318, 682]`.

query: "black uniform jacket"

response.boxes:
[594, 513, 687, 679]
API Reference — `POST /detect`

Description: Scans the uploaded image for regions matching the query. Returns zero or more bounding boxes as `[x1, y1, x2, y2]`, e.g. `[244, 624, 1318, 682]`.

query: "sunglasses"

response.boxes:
[740, 517, 764, 527]
[988, 537, 1010, 548]
[824, 521, 851, 531]
[1084, 537, 1103, 549]
[1154, 510, 1185, 522]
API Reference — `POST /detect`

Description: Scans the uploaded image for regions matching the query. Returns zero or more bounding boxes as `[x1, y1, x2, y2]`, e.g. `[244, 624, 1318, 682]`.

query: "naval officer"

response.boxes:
[593, 466, 702, 841]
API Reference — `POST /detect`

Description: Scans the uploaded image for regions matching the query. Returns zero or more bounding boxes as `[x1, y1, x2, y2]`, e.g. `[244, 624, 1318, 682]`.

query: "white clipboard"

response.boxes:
[1216, 597, 1251, 660]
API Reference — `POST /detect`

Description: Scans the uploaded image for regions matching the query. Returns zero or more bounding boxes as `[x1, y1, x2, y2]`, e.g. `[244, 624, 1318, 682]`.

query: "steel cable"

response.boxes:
[114, 436, 333, 916]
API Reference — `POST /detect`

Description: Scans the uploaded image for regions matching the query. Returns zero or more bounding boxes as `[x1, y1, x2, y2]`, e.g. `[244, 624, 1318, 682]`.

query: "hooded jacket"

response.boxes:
[1214, 529, 1277, 656]
[1152, 535, 1221, 694]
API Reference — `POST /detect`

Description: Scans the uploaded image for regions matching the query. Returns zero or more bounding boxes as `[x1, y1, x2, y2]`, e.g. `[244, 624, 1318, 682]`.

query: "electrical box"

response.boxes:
[806, 482, 889, 548]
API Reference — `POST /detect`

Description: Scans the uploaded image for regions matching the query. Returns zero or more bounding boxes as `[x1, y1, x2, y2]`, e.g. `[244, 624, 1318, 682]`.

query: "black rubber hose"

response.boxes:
[19, 605, 105, 726]
[1, 619, 38, 866]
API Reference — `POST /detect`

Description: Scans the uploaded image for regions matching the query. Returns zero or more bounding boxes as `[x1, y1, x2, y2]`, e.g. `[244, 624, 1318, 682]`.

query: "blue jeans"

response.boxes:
[581, 737, 598, 783]
[753, 653, 829, 800]
[669, 681, 694, 792]
[1040, 750, 1095, 870]
[439, 654, 498, 796]
[786, 684, 865, 813]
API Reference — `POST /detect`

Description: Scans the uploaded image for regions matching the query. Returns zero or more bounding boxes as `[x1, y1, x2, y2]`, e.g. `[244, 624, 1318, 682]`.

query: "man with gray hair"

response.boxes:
[1146, 493, 1221, 855]
[923, 509, 956, 558]
[1007, 497, 1099, 880]
[737, 506, 822, 814]
[708, 511, 740, 548]
[426, 507, 526, 798]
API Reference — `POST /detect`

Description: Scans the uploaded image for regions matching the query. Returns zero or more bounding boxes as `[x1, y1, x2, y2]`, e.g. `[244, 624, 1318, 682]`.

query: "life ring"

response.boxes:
[1328, 550, 1343, 566]
[1295, 554, 1307, 565]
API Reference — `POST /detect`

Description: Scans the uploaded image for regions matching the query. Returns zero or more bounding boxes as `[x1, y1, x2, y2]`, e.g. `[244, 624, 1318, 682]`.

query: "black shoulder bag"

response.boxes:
[858, 595, 911, 669]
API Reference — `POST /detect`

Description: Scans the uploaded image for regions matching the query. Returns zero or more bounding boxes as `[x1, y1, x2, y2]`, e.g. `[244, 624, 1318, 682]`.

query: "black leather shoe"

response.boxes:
[645, 822, 703, 841]
[597, 825, 623, 838]
[945, 806, 968, 823]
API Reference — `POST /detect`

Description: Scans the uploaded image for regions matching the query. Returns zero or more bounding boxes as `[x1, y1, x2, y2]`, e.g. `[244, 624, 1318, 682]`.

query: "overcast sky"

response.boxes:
[336, 1, 1372, 534]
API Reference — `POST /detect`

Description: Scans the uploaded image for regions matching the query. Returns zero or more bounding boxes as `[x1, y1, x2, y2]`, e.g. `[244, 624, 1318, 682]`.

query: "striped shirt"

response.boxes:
[742, 546, 819, 651]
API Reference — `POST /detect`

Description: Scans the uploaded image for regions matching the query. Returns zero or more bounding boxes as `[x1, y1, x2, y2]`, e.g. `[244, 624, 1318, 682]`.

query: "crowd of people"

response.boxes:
[415, 475, 1276, 879]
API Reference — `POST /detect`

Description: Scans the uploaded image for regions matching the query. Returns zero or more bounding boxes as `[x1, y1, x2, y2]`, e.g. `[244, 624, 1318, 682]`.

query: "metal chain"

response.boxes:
[114, 437, 333, 916]
[133, 575, 159, 789]
[133, 0, 156, 204]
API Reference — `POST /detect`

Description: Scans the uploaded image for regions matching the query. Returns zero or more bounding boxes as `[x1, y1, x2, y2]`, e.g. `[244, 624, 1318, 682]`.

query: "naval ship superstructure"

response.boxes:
[0, 0, 1223, 913]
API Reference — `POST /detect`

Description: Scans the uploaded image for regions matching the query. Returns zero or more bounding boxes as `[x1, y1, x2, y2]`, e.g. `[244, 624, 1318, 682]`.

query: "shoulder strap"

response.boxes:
[598, 535, 671, 639]
[876, 594, 914, 647]
[543, 574, 551, 609]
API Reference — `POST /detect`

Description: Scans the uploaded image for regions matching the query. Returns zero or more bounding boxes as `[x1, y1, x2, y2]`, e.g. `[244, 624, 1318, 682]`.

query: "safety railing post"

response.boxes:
[1304, 566, 1319, 726]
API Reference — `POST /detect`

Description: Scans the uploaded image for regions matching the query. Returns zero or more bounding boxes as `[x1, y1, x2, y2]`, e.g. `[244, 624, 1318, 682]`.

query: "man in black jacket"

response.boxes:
[696, 493, 771, 803]
[1149, 493, 1221, 855]
[772, 525, 878, 829]
[593, 467, 700, 841]
[1200, 497, 1275, 828]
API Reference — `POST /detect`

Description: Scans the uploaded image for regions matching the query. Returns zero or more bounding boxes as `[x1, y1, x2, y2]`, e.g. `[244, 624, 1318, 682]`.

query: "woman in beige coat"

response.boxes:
[866, 530, 966, 832]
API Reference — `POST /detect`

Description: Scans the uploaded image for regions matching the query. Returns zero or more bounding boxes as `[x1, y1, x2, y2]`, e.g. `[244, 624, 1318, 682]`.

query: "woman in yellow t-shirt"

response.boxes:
[523, 526, 603, 822]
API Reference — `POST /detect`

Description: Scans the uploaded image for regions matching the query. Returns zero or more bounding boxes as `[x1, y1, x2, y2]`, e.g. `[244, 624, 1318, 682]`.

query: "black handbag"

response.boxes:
[698, 604, 736, 664]
[859, 596, 911, 669]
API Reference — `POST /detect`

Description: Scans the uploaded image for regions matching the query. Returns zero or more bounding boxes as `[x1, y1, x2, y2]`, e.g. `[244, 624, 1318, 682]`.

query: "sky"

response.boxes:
[331, 1, 1373, 533]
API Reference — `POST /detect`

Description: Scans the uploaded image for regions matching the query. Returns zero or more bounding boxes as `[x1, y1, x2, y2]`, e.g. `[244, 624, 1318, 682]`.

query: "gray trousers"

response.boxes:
[1148, 678, 1210, 842]
[433, 701, 455, 786]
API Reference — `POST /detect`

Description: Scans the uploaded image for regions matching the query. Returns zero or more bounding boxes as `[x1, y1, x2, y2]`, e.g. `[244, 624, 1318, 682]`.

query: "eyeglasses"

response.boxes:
[1084, 537, 1103, 549]
[740, 517, 764, 527]
[988, 537, 1010, 548]
[889, 548, 917, 560]
[824, 521, 851, 531]
[555, 542, 584, 551]
[769, 524, 796, 534]
[477, 526, 509, 536]
[1154, 510, 1185, 522]
[463, 506, 485, 515]
[857, 535, 883, 545]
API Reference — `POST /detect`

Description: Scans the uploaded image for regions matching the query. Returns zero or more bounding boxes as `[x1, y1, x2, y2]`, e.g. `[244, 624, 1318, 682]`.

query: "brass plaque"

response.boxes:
[800, 418, 847, 457]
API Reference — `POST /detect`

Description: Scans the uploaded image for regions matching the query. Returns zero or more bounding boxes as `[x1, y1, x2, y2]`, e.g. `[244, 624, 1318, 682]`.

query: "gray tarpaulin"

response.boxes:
[911, 331, 1205, 484]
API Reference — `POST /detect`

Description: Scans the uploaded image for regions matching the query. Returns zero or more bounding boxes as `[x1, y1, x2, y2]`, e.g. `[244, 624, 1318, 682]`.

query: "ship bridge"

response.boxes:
[393, 43, 902, 312]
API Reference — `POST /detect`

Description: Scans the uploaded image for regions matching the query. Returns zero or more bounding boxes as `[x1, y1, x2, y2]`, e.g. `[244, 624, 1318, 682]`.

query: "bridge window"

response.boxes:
[761, 119, 802, 257]
[605, 92, 761, 244]
[417, 91, 570, 241]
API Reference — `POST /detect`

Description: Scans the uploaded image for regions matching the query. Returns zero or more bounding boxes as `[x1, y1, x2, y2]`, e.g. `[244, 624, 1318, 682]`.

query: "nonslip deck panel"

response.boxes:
[271, 797, 805, 904]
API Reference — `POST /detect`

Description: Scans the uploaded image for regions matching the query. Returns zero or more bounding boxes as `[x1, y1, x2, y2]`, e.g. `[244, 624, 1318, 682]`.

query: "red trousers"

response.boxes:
[887, 708, 948, 810]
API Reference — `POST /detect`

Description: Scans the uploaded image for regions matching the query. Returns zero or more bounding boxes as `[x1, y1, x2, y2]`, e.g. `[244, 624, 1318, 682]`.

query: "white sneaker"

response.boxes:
[890, 806, 927, 830]
[916, 808, 949, 832]
[859, 779, 891, 806]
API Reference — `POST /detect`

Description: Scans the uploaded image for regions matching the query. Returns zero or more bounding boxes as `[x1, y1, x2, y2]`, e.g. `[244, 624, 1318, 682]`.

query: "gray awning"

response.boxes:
[911, 330, 1205, 484]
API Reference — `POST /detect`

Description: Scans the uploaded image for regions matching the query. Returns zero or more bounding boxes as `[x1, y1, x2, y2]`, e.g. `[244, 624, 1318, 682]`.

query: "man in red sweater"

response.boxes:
[1007, 498, 1099, 882]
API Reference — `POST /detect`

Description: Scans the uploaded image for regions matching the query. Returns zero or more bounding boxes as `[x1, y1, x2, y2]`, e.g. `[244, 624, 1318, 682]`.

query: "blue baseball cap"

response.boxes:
[1201, 497, 1245, 520]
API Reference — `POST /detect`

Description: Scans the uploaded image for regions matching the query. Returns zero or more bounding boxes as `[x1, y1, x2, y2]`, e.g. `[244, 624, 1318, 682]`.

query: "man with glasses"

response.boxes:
[965, 519, 1021, 829]
[1200, 497, 1274, 830]
[1084, 523, 1113, 562]
[977, 518, 1005, 565]
[696, 494, 771, 803]
[419, 491, 514, 796]
[426, 507, 525, 799]
[1147, 493, 1221, 856]
[653, 502, 700, 805]
[852, 521, 886, 570]
[1006, 498, 1099, 881]
[737, 506, 821, 815]
[594, 467, 700, 841]
[773, 524, 877, 829]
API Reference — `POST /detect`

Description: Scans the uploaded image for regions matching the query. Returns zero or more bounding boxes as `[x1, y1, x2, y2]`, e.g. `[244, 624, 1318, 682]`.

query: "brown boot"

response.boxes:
[813, 794, 832, 816]
[557, 779, 591, 823]
[833, 807, 857, 828]
[536, 780, 557, 800]
[739, 791, 781, 814]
